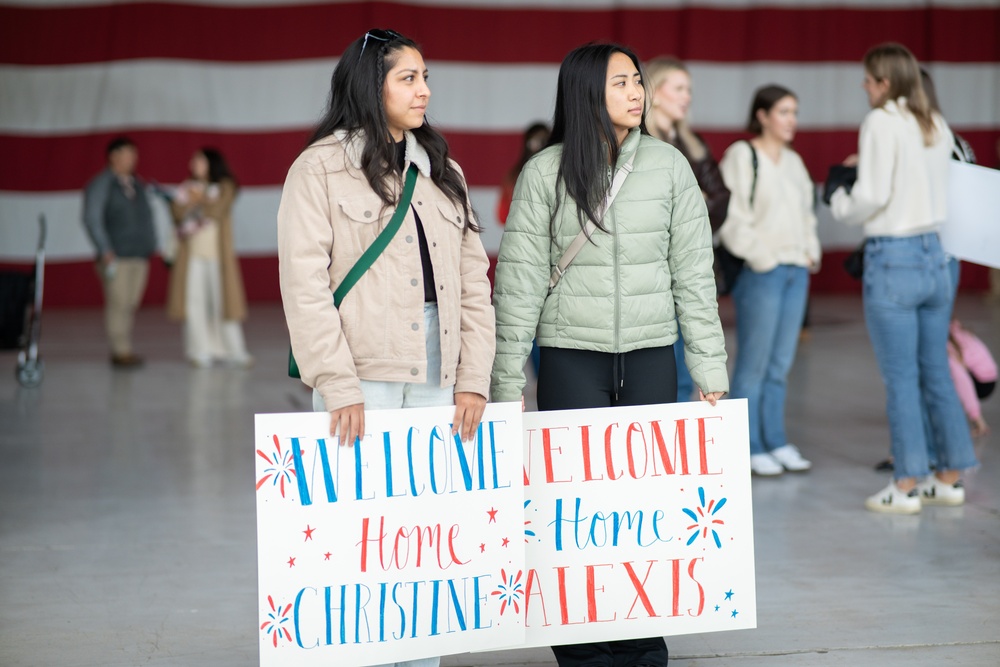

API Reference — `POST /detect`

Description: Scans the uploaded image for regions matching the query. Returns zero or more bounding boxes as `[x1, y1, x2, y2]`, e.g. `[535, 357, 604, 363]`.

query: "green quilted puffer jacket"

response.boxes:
[490, 128, 729, 402]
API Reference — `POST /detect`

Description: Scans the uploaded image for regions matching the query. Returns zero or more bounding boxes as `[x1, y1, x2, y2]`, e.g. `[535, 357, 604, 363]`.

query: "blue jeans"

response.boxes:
[920, 256, 961, 466]
[673, 324, 695, 401]
[863, 234, 977, 480]
[730, 264, 810, 455]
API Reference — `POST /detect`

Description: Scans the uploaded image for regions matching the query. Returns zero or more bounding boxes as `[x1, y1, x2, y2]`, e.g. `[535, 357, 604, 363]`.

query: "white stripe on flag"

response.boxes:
[2, 61, 997, 135]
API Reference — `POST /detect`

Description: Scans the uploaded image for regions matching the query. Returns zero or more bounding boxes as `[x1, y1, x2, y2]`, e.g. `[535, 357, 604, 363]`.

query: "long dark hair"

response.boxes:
[549, 43, 647, 234]
[306, 29, 477, 231]
[746, 85, 796, 135]
[198, 147, 237, 187]
[511, 122, 551, 176]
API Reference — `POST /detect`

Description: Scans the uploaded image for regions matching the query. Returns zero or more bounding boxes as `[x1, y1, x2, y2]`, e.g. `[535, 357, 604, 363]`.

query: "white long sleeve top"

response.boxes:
[717, 140, 821, 273]
[831, 98, 953, 237]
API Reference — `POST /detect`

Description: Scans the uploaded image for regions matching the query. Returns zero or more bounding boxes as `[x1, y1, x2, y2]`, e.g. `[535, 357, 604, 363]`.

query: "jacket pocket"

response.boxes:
[436, 199, 466, 229]
[337, 196, 386, 225]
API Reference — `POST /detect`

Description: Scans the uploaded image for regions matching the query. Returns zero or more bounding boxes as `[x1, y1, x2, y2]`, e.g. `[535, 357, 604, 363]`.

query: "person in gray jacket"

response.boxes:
[490, 42, 728, 667]
[82, 137, 157, 367]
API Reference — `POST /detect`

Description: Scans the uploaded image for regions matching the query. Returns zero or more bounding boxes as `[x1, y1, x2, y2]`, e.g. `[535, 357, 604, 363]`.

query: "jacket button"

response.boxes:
[363, 210, 372, 218]
[456, 216, 462, 223]
[444, 374, 448, 379]
[406, 235, 414, 243]
[410, 368, 419, 376]
[443, 330, 448, 335]
[411, 279, 418, 286]
[417, 200, 423, 206]
[411, 323, 419, 331]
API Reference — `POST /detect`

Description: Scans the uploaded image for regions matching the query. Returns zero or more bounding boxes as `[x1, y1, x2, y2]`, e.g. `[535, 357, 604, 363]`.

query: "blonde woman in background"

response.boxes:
[645, 57, 730, 401]
[830, 43, 977, 513]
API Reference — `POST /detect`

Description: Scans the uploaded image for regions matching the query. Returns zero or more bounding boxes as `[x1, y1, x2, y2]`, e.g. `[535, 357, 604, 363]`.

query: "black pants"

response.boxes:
[537, 345, 678, 411]
[537, 346, 675, 667]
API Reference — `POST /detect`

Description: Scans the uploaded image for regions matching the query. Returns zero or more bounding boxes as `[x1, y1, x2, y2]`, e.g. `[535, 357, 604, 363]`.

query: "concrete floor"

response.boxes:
[1, 295, 998, 666]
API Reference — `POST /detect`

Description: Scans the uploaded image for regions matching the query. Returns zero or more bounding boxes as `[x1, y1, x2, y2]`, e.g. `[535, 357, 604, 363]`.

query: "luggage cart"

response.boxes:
[0, 215, 46, 387]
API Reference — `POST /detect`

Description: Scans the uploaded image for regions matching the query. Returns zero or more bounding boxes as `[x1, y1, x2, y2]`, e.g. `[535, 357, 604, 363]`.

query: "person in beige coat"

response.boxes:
[167, 148, 251, 367]
[277, 30, 495, 490]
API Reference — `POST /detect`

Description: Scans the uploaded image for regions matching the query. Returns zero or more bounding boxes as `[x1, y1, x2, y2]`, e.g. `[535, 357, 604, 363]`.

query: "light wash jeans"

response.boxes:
[730, 264, 810, 455]
[863, 234, 977, 480]
[312, 303, 447, 667]
[919, 255, 962, 466]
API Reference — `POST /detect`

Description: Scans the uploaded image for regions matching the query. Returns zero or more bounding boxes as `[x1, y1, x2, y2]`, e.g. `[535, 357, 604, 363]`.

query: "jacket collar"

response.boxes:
[334, 129, 432, 178]
[615, 127, 642, 169]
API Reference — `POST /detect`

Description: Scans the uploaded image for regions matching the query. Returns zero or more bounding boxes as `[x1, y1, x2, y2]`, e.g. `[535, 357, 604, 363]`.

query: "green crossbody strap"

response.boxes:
[288, 164, 418, 379]
[333, 164, 418, 307]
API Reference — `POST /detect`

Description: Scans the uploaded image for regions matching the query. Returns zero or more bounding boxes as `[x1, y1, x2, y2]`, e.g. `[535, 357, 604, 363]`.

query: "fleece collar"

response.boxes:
[335, 129, 432, 178]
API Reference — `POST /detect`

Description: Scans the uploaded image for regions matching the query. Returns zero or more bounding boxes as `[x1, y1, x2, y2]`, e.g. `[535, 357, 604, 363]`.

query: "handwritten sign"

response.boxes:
[515, 400, 756, 646]
[255, 403, 525, 667]
[942, 161, 1000, 270]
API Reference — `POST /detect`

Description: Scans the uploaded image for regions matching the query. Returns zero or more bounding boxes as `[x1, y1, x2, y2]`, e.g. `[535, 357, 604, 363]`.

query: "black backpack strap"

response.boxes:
[746, 140, 759, 208]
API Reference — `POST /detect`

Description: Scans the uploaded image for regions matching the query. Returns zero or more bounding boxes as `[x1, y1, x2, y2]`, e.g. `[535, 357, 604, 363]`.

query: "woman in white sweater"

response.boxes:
[830, 43, 977, 513]
[719, 84, 821, 477]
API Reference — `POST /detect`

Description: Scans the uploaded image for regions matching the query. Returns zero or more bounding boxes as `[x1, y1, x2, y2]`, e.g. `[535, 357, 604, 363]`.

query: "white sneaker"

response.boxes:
[769, 444, 812, 472]
[865, 482, 921, 514]
[750, 453, 784, 476]
[917, 477, 965, 506]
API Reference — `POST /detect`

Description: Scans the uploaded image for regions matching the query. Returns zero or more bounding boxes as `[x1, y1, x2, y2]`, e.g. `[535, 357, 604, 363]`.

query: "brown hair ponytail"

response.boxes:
[863, 43, 937, 146]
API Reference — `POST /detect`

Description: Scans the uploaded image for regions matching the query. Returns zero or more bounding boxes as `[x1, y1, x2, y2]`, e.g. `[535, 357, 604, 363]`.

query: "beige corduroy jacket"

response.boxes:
[277, 130, 495, 412]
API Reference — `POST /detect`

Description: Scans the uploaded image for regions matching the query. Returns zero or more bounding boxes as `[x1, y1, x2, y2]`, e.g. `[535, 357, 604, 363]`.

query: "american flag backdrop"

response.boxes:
[1, 0, 998, 305]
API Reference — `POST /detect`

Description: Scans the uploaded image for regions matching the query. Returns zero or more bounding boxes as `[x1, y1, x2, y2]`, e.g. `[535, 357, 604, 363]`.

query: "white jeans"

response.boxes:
[185, 256, 250, 366]
[312, 303, 453, 412]
[311, 306, 447, 667]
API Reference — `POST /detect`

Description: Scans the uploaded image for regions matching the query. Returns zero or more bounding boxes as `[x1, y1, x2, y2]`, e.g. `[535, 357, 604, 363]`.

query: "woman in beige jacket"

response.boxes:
[167, 148, 251, 367]
[277, 28, 495, 483]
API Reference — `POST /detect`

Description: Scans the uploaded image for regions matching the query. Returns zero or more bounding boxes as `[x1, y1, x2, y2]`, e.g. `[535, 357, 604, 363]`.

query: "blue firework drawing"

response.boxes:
[683, 487, 727, 548]
[523, 499, 537, 542]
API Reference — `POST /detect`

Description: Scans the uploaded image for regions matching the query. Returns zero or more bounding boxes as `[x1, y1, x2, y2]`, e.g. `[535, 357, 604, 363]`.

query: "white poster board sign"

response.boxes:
[517, 400, 756, 646]
[942, 161, 1000, 269]
[255, 403, 525, 666]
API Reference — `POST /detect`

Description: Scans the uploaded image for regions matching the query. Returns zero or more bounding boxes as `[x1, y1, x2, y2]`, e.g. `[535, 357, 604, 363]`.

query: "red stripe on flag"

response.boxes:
[2, 251, 993, 309]
[1, 3, 997, 65]
[3, 129, 998, 192]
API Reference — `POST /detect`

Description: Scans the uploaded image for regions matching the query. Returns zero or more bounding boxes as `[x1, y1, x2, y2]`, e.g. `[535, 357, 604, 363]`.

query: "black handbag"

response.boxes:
[715, 141, 758, 296]
[843, 243, 865, 280]
[823, 165, 857, 205]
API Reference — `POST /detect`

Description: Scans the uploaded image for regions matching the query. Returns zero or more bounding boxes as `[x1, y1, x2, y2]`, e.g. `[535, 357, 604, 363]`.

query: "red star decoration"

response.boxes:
[487, 507, 499, 523]
[303, 525, 316, 541]
[479, 543, 486, 553]
[324, 552, 332, 561]
[501, 537, 510, 548]
[287, 556, 296, 567]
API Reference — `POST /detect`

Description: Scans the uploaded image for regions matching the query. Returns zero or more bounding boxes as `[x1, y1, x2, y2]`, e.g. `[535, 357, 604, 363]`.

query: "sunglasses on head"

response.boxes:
[359, 29, 403, 61]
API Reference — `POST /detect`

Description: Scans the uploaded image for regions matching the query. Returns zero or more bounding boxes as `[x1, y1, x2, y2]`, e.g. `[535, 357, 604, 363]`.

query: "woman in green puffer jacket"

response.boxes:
[490, 42, 729, 667]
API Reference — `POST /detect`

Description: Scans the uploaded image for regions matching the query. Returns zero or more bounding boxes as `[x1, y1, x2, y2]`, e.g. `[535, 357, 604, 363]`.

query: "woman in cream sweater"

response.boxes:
[719, 84, 820, 477]
[830, 43, 977, 513]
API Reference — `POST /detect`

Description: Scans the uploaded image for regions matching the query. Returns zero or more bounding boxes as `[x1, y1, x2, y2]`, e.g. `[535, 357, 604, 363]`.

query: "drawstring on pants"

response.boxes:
[612, 352, 625, 401]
